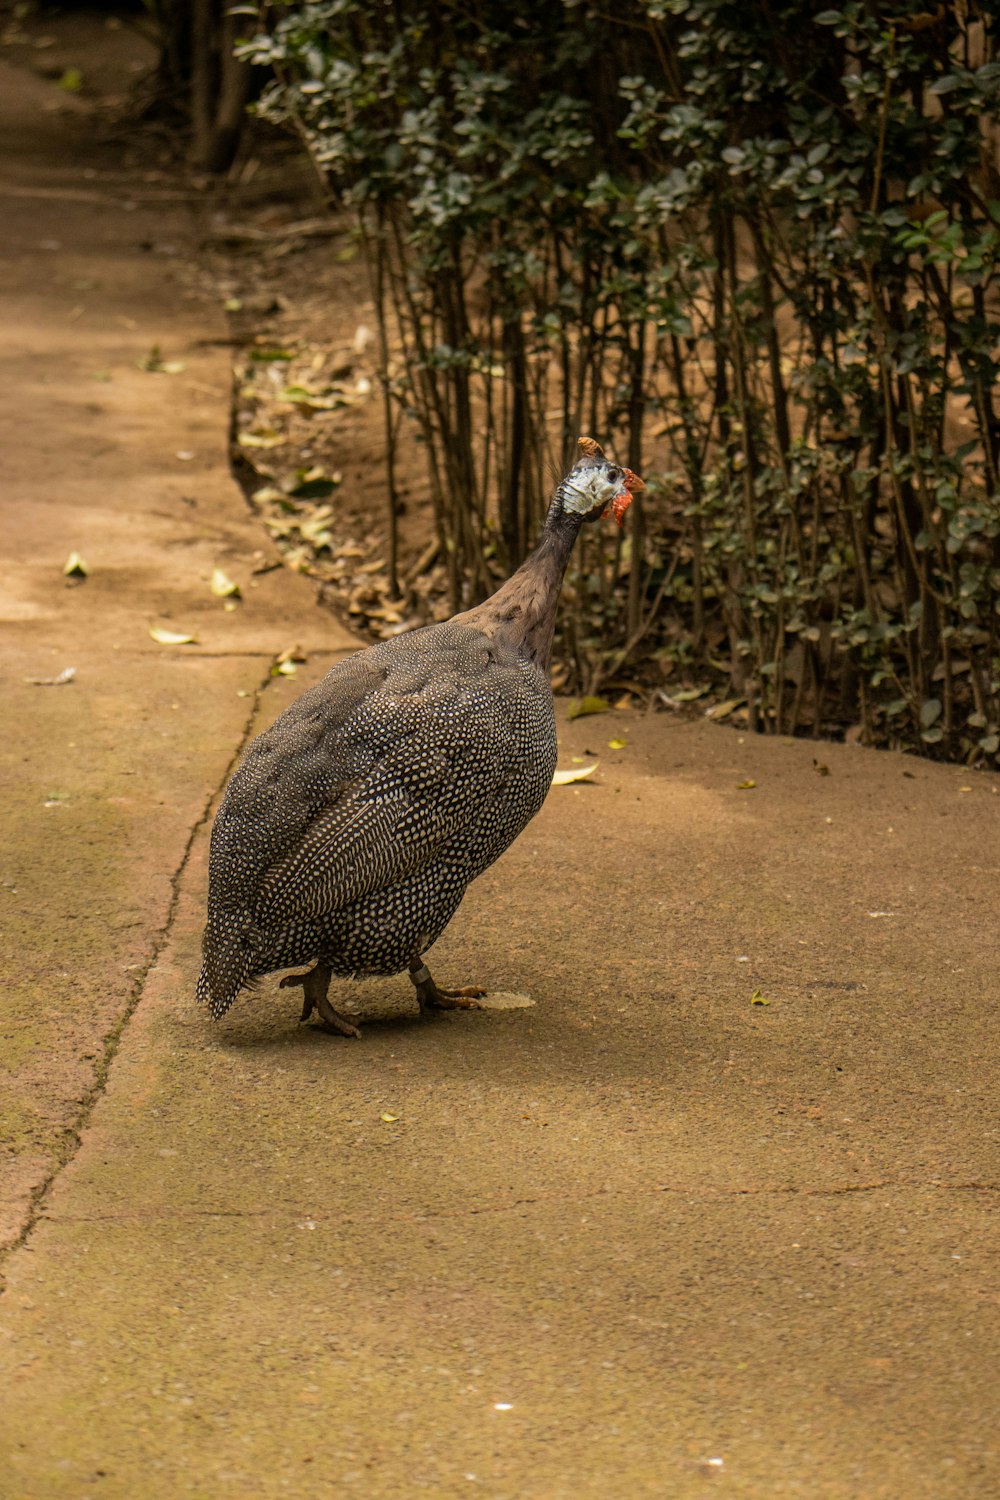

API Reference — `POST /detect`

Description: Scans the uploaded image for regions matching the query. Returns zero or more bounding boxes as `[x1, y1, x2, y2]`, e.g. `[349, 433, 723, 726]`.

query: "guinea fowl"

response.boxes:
[197, 437, 643, 1035]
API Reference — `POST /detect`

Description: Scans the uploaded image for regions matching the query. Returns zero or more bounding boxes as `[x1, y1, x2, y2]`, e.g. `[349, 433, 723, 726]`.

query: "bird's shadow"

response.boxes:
[200, 966, 684, 1091]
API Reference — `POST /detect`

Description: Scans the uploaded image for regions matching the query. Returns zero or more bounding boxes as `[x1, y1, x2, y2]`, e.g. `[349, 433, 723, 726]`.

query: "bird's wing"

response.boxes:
[252, 656, 515, 925]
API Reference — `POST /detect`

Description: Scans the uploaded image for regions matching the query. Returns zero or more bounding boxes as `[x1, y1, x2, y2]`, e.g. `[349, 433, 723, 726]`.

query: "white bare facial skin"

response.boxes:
[559, 463, 624, 518]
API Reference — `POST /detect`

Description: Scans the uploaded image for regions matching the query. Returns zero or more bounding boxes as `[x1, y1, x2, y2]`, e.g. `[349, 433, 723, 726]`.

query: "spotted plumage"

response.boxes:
[197, 442, 642, 1031]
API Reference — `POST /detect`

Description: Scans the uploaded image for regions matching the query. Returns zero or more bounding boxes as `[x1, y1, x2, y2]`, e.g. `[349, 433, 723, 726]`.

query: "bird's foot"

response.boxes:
[280, 965, 361, 1038]
[408, 961, 485, 1016]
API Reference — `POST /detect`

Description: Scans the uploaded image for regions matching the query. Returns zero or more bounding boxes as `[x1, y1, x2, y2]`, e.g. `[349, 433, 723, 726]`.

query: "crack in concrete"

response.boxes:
[0, 661, 280, 1282]
[34, 1175, 1000, 1230]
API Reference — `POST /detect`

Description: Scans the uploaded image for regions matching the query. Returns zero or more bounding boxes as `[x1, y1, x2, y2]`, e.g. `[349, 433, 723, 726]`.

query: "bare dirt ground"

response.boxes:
[1, 16, 1000, 1500]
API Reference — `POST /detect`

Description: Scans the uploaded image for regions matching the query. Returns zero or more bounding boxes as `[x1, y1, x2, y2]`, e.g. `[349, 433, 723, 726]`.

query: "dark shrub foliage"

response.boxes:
[244, 0, 1000, 758]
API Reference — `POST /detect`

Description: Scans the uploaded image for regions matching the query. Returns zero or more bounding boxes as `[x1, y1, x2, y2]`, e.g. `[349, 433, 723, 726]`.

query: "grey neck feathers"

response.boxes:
[461, 488, 583, 669]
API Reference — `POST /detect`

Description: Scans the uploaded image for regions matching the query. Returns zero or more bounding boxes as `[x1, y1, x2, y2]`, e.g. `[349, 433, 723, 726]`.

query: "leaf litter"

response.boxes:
[210, 215, 743, 712]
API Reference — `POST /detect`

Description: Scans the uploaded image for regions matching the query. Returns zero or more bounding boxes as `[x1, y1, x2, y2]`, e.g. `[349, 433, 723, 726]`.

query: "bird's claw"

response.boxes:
[409, 964, 485, 1015]
[280, 969, 361, 1038]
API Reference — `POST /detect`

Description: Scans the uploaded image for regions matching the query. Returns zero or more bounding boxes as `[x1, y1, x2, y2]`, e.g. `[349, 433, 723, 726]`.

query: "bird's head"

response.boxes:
[556, 436, 645, 528]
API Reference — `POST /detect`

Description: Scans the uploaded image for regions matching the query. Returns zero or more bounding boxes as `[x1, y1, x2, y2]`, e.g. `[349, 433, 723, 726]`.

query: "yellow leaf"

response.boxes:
[736, 779, 756, 790]
[210, 567, 241, 598]
[149, 625, 197, 645]
[750, 990, 771, 1006]
[705, 697, 744, 721]
[566, 695, 610, 720]
[63, 552, 89, 577]
[552, 762, 598, 785]
[379, 1112, 399, 1123]
[273, 659, 297, 677]
[608, 737, 627, 750]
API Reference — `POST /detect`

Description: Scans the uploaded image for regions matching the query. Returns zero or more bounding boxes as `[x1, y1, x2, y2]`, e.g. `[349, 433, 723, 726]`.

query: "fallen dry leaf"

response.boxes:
[552, 762, 599, 785]
[705, 697, 744, 721]
[566, 695, 610, 720]
[149, 625, 197, 646]
[26, 666, 76, 686]
[736, 778, 756, 790]
[210, 567, 241, 599]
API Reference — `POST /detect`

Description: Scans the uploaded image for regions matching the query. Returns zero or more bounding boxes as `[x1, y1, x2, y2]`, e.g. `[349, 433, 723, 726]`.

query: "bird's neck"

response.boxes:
[459, 498, 582, 669]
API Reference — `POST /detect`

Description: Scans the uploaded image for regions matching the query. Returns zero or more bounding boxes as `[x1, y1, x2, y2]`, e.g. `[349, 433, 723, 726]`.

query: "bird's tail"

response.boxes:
[197, 910, 256, 1019]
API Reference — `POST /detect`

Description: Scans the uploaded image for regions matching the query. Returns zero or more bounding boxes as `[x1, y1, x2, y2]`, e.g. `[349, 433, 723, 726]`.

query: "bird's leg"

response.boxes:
[408, 958, 485, 1016]
[280, 963, 361, 1038]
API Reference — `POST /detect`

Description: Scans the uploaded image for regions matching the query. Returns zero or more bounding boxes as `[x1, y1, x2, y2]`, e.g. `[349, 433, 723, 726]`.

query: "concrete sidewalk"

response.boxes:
[2, 43, 1000, 1500]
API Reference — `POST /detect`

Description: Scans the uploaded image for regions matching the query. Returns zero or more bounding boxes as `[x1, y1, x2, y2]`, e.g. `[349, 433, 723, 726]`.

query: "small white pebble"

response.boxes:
[493, 1402, 513, 1412]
